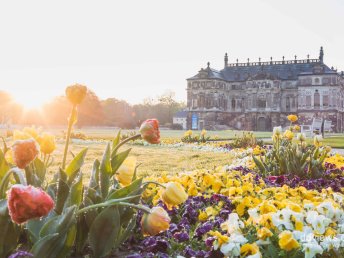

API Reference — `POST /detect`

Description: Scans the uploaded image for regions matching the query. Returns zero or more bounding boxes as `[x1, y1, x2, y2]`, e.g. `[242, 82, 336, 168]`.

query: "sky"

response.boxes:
[0, 0, 343, 109]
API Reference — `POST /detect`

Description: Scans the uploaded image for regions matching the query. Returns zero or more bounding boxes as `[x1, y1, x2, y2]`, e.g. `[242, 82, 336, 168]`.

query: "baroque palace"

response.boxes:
[186, 47, 344, 131]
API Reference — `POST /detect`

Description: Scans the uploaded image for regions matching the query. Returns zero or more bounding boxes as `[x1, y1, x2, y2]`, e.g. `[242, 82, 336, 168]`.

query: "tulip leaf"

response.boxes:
[55, 177, 70, 214]
[110, 148, 131, 177]
[89, 159, 100, 189]
[64, 173, 83, 209]
[75, 213, 89, 254]
[114, 215, 137, 249]
[33, 158, 46, 186]
[111, 131, 121, 157]
[65, 148, 88, 181]
[0, 149, 9, 182]
[100, 170, 110, 199]
[56, 224, 77, 258]
[89, 206, 121, 258]
[107, 178, 143, 201]
[100, 143, 112, 175]
[0, 200, 20, 258]
[31, 233, 61, 257]
[26, 210, 57, 243]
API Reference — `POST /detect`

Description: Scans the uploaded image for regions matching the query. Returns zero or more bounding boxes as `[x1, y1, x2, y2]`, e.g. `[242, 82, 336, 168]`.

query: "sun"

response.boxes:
[14, 92, 48, 110]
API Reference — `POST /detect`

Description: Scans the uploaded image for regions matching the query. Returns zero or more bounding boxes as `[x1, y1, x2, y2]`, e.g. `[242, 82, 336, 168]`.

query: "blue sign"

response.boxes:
[191, 114, 198, 130]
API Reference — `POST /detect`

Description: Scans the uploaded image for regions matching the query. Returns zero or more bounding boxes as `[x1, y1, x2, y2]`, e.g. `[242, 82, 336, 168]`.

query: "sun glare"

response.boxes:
[15, 93, 47, 110]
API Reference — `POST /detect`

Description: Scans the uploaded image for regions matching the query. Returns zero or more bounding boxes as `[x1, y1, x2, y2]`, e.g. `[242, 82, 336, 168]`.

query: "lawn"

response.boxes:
[45, 140, 233, 182]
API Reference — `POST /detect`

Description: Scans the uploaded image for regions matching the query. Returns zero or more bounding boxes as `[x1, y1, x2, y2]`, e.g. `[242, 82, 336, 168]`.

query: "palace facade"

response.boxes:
[186, 47, 344, 131]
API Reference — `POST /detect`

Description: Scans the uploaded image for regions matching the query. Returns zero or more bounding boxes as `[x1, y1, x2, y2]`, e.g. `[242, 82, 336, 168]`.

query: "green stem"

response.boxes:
[76, 195, 150, 215]
[112, 134, 141, 155]
[0, 168, 27, 198]
[62, 105, 77, 169]
[142, 181, 166, 188]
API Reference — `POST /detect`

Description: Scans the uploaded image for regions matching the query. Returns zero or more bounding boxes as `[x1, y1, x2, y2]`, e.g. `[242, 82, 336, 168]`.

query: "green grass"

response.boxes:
[23, 128, 273, 140]
[45, 140, 233, 182]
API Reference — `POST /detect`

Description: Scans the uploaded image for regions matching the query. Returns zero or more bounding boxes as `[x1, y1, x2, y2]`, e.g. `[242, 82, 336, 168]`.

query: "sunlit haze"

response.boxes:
[0, 0, 343, 107]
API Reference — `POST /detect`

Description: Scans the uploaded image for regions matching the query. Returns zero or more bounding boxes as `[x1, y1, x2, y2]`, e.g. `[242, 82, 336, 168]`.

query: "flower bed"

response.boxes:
[2, 99, 344, 258]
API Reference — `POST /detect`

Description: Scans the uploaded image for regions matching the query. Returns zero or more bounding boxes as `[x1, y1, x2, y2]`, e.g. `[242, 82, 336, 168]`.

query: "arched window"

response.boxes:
[314, 91, 320, 107]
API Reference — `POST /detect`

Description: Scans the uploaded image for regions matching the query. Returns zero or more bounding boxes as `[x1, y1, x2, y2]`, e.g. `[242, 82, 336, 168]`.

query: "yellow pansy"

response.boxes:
[278, 231, 300, 251]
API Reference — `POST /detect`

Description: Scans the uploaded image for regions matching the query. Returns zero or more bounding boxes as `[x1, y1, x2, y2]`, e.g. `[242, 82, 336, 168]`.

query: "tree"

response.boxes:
[0, 91, 23, 125]
[101, 98, 135, 128]
[78, 90, 104, 127]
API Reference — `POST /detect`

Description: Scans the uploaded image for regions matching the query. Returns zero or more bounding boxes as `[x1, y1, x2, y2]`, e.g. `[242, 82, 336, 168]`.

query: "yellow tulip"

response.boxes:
[287, 114, 298, 123]
[141, 206, 171, 236]
[13, 130, 32, 141]
[115, 157, 137, 186]
[161, 182, 188, 209]
[278, 231, 300, 251]
[283, 130, 294, 141]
[38, 133, 56, 155]
[23, 126, 40, 139]
[65, 83, 87, 105]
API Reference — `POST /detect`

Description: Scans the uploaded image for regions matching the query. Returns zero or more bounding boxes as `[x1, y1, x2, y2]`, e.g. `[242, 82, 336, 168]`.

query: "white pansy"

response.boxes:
[306, 211, 319, 224]
[333, 193, 343, 204]
[248, 208, 260, 223]
[221, 213, 245, 234]
[312, 216, 331, 235]
[304, 203, 315, 211]
[321, 236, 341, 251]
[272, 208, 294, 230]
[317, 202, 335, 219]
[303, 242, 323, 258]
[220, 233, 248, 257]
[293, 226, 314, 243]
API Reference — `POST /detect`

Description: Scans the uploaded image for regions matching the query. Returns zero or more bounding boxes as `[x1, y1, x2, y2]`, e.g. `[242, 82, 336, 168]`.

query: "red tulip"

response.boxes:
[7, 184, 54, 224]
[12, 139, 39, 169]
[139, 119, 160, 144]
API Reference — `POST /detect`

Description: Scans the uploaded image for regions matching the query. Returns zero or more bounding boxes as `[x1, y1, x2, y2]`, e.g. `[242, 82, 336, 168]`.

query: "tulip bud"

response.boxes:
[7, 184, 54, 224]
[139, 119, 160, 144]
[161, 182, 188, 209]
[141, 206, 171, 236]
[273, 126, 282, 136]
[296, 133, 306, 142]
[65, 83, 87, 105]
[38, 133, 56, 155]
[314, 135, 323, 147]
[12, 139, 39, 169]
[115, 157, 136, 186]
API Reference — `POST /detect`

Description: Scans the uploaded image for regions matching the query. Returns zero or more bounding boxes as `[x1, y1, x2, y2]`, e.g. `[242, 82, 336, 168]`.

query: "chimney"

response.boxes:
[224, 53, 228, 68]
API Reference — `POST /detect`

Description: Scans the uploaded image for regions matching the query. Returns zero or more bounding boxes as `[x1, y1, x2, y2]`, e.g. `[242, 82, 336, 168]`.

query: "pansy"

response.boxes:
[219, 233, 248, 257]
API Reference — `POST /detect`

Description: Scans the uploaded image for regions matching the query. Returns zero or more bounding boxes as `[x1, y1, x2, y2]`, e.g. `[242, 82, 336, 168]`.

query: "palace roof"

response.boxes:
[188, 48, 338, 82]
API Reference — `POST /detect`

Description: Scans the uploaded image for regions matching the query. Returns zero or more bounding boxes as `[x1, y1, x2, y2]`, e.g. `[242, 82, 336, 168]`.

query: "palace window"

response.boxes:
[258, 99, 266, 108]
[314, 91, 320, 107]
[231, 99, 236, 110]
[306, 96, 311, 107]
[323, 95, 329, 107]
[286, 97, 290, 111]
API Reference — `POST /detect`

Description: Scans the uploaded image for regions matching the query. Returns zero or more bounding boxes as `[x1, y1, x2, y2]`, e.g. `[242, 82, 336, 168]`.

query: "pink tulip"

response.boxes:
[139, 119, 160, 144]
[7, 184, 54, 224]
